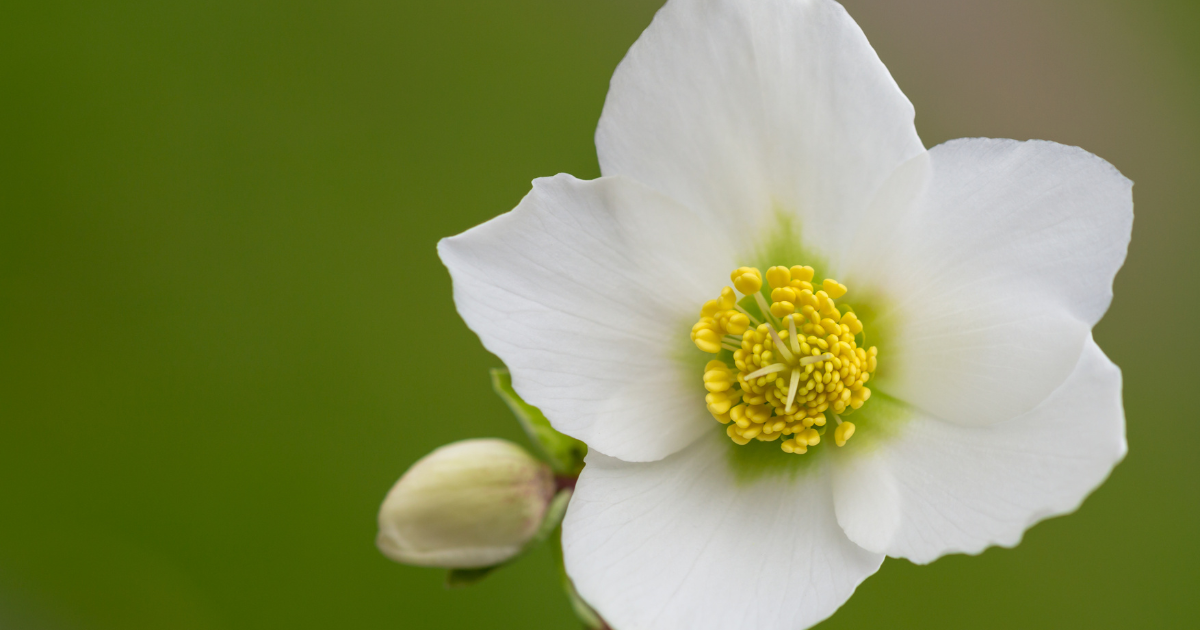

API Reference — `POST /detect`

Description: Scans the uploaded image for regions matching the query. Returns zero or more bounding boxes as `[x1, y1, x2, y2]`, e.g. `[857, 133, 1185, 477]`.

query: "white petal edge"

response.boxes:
[841, 138, 1133, 425]
[438, 174, 736, 462]
[831, 336, 1126, 564]
[597, 0, 924, 256]
[563, 434, 883, 630]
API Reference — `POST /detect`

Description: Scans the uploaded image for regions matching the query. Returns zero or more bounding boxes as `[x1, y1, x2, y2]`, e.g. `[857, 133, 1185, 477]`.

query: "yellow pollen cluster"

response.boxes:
[690, 285, 752, 353]
[694, 265, 877, 454]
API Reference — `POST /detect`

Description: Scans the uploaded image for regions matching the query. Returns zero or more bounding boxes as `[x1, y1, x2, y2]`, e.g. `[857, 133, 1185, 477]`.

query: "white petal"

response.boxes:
[597, 0, 924, 254]
[563, 435, 883, 630]
[843, 138, 1133, 425]
[831, 337, 1126, 564]
[438, 174, 735, 462]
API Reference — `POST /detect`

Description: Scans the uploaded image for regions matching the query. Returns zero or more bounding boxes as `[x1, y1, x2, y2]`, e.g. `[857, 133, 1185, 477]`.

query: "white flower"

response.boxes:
[437, 0, 1132, 628]
[376, 439, 556, 569]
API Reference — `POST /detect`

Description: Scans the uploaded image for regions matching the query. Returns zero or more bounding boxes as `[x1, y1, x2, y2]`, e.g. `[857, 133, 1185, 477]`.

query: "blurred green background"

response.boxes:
[2, 0, 1196, 627]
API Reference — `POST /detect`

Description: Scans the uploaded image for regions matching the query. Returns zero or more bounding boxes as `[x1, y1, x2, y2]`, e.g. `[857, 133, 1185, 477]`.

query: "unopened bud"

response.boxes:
[376, 438, 556, 569]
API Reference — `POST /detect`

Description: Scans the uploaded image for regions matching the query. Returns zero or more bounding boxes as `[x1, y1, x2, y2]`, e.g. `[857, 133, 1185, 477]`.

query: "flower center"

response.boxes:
[691, 266, 877, 454]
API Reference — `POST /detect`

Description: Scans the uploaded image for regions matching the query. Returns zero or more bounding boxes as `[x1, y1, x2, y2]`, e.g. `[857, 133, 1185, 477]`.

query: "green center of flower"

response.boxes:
[691, 266, 877, 454]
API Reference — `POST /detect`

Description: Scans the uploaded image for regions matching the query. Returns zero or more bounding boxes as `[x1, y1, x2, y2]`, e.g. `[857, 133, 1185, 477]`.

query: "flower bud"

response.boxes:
[376, 438, 556, 569]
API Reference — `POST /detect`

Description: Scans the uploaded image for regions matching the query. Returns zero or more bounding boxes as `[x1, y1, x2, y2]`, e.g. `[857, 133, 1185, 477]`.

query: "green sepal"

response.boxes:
[491, 368, 587, 476]
[443, 489, 573, 589]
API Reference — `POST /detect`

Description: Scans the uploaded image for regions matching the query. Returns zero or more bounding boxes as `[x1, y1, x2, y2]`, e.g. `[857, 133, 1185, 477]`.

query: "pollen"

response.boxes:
[692, 265, 877, 454]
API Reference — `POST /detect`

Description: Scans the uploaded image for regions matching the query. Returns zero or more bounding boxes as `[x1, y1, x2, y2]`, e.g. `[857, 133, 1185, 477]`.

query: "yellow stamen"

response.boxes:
[835, 421, 856, 447]
[693, 265, 877, 454]
[730, 267, 763, 295]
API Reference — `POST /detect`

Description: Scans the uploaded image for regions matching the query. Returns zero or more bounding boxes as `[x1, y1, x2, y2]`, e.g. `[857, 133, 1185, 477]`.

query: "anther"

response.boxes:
[791, 266, 814, 282]
[822, 278, 847, 299]
[731, 267, 762, 294]
[834, 421, 856, 447]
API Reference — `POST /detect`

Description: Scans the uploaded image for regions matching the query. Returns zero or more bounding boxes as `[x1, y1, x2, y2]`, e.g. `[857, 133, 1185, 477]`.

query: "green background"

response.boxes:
[2, 0, 1196, 627]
